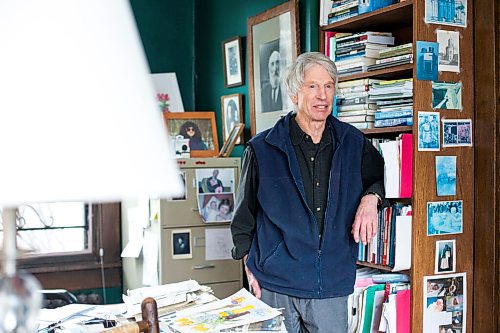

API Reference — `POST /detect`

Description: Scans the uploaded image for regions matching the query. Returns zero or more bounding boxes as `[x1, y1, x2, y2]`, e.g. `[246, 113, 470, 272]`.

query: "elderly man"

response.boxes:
[231, 52, 385, 332]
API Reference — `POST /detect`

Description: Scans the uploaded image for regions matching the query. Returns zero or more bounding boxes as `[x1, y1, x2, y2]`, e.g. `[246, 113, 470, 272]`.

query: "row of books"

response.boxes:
[357, 203, 412, 270]
[334, 78, 413, 129]
[320, 0, 397, 26]
[324, 31, 414, 77]
[349, 268, 410, 333]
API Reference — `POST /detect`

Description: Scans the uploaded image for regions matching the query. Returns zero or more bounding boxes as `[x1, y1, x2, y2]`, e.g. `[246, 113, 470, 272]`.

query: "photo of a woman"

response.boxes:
[178, 121, 207, 150]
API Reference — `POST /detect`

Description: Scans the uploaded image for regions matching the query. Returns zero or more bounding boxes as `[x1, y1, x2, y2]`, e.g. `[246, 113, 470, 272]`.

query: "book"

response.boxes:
[338, 78, 381, 88]
[374, 116, 413, 127]
[351, 122, 375, 129]
[337, 114, 375, 122]
[337, 85, 370, 94]
[374, 109, 413, 120]
[367, 59, 413, 71]
[337, 103, 377, 112]
[336, 56, 377, 68]
[375, 54, 413, 64]
[358, 0, 397, 14]
[376, 98, 413, 106]
[338, 109, 376, 117]
[329, 0, 358, 14]
[336, 31, 394, 45]
[337, 95, 371, 105]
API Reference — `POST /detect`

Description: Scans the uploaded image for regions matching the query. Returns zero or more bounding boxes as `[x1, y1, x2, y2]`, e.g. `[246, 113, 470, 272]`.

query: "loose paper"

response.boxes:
[205, 228, 233, 260]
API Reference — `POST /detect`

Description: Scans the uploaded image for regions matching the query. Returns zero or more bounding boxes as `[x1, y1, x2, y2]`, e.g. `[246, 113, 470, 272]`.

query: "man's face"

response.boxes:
[212, 170, 219, 178]
[293, 64, 335, 123]
[268, 51, 280, 88]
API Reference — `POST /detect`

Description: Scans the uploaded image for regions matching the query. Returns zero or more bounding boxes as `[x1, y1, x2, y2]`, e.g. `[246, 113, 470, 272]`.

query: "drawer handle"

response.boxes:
[192, 264, 215, 270]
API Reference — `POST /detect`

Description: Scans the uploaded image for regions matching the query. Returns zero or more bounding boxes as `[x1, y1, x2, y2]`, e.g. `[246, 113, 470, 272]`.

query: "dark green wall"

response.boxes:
[131, 0, 318, 156]
[130, 0, 195, 110]
[194, 0, 319, 157]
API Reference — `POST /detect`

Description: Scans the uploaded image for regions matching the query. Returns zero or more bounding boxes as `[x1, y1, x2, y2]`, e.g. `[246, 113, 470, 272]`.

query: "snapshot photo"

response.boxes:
[423, 273, 466, 333]
[425, 0, 467, 27]
[427, 200, 463, 236]
[197, 193, 235, 223]
[416, 41, 439, 81]
[443, 119, 473, 147]
[418, 111, 441, 151]
[436, 156, 457, 196]
[437, 30, 460, 73]
[195, 168, 235, 194]
[171, 229, 192, 259]
[435, 239, 456, 274]
[221, 94, 244, 144]
[432, 82, 463, 110]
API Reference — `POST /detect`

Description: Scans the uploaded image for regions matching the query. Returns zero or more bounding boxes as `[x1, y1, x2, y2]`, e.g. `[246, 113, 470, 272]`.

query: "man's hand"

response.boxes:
[243, 255, 261, 299]
[351, 194, 379, 245]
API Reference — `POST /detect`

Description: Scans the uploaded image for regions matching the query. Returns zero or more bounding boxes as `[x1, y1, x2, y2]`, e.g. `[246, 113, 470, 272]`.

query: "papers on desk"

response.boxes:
[160, 289, 282, 333]
[123, 279, 215, 318]
[38, 304, 97, 330]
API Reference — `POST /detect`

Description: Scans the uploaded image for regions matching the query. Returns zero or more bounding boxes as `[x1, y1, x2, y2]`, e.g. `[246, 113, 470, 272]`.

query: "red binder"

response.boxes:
[396, 289, 411, 333]
[399, 134, 413, 198]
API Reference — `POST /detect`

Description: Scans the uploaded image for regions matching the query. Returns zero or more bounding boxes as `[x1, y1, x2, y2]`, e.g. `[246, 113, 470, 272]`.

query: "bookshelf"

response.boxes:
[320, 0, 474, 331]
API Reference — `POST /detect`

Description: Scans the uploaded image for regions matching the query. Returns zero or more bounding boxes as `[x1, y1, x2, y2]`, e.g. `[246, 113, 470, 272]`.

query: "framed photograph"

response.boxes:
[163, 111, 219, 157]
[219, 123, 245, 158]
[435, 239, 456, 274]
[427, 200, 463, 236]
[418, 111, 441, 151]
[221, 94, 244, 144]
[171, 229, 192, 259]
[222, 36, 244, 88]
[248, 0, 299, 136]
[432, 82, 463, 110]
[442, 119, 473, 147]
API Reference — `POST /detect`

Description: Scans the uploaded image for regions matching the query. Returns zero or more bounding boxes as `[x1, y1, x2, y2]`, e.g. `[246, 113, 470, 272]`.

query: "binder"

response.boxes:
[396, 289, 411, 333]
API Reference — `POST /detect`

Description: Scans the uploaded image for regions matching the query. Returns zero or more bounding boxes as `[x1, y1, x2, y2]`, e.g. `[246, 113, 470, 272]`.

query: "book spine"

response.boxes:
[337, 85, 369, 94]
[378, 42, 413, 55]
[337, 95, 370, 104]
[329, 0, 358, 14]
[338, 104, 376, 112]
[374, 117, 413, 127]
[375, 54, 413, 64]
[374, 110, 413, 120]
[327, 11, 359, 24]
[335, 51, 366, 62]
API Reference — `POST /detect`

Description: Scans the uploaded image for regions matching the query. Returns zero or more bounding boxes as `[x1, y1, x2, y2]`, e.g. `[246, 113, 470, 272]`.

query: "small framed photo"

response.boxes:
[163, 111, 219, 157]
[171, 229, 192, 259]
[219, 123, 245, 158]
[443, 119, 473, 147]
[432, 82, 462, 110]
[427, 200, 463, 236]
[221, 94, 244, 145]
[435, 239, 456, 274]
[418, 111, 441, 151]
[222, 36, 244, 88]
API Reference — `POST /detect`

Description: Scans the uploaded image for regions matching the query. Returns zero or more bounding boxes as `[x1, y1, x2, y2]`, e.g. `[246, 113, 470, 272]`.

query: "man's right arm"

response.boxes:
[231, 145, 259, 260]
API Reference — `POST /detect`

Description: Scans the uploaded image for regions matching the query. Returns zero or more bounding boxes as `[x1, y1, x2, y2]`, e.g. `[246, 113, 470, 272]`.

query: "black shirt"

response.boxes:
[231, 115, 385, 260]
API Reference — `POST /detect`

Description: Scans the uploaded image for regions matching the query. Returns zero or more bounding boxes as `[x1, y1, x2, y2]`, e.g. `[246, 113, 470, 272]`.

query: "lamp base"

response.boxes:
[0, 271, 42, 333]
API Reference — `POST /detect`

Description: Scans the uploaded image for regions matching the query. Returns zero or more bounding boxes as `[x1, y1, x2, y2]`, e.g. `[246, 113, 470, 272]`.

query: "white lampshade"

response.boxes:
[0, 0, 183, 206]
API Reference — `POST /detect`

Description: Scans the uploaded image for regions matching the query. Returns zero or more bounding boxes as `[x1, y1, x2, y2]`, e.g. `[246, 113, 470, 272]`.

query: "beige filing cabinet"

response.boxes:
[121, 157, 243, 299]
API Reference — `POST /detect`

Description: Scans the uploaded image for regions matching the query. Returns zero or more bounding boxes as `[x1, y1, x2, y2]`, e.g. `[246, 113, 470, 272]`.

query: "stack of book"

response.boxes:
[326, 0, 359, 24]
[335, 78, 382, 129]
[333, 32, 395, 76]
[367, 42, 413, 71]
[369, 78, 413, 128]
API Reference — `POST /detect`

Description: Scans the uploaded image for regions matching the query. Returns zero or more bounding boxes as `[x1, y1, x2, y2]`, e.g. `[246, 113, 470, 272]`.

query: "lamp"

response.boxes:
[0, 1, 183, 332]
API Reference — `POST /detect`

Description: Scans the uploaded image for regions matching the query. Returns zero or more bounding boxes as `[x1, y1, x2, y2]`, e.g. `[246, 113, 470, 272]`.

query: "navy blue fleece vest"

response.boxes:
[246, 113, 365, 298]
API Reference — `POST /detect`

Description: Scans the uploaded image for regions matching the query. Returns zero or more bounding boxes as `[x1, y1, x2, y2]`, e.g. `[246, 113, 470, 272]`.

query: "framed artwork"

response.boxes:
[221, 93, 244, 145]
[222, 36, 244, 88]
[219, 123, 245, 158]
[163, 111, 219, 157]
[248, 0, 299, 136]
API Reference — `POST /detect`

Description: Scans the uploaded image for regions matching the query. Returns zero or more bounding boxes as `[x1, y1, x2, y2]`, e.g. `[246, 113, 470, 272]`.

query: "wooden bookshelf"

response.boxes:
[322, 1, 413, 32]
[338, 63, 413, 82]
[320, 0, 475, 331]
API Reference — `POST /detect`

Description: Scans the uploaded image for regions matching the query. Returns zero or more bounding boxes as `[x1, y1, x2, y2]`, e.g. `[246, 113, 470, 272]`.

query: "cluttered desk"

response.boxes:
[37, 280, 286, 333]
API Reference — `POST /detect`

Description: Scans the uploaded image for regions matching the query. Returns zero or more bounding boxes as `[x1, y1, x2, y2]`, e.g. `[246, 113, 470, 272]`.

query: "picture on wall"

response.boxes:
[248, 0, 299, 136]
[171, 229, 192, 259]
[442, 119, 473, 147]
[221, 94, 244, 144]
[437, 30, 460, 73]
[436, 156, 457, 196]
[418, 111, 440, 151]
[427, 200, 463, 236]
[432, 82, 463, 110]
[435, 239, 456, 274]
[222, 36, 244, 88]
[425, 0, 467, 27]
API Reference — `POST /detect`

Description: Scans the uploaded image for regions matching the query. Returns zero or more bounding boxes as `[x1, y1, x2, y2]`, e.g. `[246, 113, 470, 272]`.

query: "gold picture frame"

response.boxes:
[219, 123, 245, 157]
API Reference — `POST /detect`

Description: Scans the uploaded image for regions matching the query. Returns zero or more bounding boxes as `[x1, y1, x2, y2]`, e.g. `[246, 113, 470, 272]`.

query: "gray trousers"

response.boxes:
[261, 288, 348, 333]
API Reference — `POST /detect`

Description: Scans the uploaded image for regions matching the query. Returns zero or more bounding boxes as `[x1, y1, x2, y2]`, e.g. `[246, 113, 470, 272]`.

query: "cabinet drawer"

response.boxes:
[160, 226, 242, 285]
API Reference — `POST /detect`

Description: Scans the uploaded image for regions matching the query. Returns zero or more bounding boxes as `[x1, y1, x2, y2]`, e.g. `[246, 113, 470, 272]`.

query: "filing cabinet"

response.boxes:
[121, 158, 243, 299]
